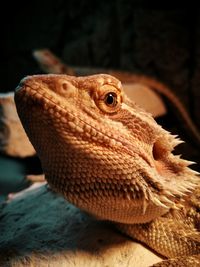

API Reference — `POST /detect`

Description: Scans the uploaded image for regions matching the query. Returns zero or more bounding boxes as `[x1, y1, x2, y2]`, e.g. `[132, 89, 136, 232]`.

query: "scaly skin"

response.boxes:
[14, 74, 200, 266]
[33, 48, 200, 146]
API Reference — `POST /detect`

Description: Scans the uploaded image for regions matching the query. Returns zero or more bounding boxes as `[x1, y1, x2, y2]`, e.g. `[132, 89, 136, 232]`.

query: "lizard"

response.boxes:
[33, 48, 200, 147]
[14, 73, 200, 266]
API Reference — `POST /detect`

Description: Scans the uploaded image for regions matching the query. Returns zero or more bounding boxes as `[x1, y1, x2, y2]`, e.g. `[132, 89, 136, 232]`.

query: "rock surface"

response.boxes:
[0, 92, 35, 157]
[0, 185, 162, 267]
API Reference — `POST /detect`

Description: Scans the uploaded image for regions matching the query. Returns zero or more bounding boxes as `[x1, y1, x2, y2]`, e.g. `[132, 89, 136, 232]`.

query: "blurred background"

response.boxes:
[1, 2, 200, 198]
[1, 2, 200, 121]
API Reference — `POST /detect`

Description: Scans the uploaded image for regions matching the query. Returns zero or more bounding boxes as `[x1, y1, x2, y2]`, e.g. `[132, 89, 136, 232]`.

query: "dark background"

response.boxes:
[1, 2, 200, 163]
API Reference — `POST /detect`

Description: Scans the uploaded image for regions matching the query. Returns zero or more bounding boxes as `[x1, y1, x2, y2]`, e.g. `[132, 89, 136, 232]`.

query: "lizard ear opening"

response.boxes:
[152, 139, 167, 161]
[151, 137, 199, 198]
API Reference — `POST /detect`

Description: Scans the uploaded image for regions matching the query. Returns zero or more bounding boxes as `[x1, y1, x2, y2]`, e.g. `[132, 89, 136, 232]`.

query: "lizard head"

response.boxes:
[15, 74, 199, 223]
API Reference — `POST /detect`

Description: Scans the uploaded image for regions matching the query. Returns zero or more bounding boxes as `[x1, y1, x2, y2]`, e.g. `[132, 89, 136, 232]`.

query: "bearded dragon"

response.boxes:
[14, 74, 200, 266]
[33, 48, 200, 147]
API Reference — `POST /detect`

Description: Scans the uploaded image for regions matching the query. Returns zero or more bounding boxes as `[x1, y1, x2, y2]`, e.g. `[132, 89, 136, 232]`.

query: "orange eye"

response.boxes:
[104, 92, 118, 107]
[94, 84, 122, 114]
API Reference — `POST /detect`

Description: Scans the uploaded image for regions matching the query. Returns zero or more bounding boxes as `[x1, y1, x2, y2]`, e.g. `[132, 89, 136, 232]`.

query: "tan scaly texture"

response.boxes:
[15, 74, 200, 266]
[33, 48, 200, 147]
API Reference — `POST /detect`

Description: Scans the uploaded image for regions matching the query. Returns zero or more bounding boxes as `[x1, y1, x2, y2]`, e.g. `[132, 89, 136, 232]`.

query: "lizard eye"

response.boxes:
[104, 92, 118, 107]
[94, 84, 122, 114]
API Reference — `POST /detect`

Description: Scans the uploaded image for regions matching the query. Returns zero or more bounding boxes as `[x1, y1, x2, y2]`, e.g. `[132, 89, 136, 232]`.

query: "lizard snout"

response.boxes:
[15, 75, 46, 92]
[15, 76, 33, 92]
[16, 74, 77, 99]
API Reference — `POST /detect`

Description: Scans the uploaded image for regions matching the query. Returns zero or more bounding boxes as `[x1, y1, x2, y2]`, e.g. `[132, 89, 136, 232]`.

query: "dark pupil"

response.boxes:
[106, 93, 115, 105]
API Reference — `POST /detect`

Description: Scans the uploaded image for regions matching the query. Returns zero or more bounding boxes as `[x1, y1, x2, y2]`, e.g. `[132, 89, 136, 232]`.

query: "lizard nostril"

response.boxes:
[62, 82, 68, 90]
[57, 79, 77, 97]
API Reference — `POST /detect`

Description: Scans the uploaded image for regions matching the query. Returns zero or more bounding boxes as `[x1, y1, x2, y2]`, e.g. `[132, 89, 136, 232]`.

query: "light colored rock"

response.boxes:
[123, 83, 166, 118]
[0, 92, 35, 157]
[0, 185, 162, 267]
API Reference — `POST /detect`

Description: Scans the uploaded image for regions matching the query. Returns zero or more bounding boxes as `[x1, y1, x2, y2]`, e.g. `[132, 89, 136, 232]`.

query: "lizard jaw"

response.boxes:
[15, 74, 200, 224]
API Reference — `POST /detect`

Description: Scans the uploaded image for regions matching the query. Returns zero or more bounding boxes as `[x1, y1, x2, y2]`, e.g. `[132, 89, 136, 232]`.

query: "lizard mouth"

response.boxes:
[15, 79, 155, 168]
